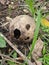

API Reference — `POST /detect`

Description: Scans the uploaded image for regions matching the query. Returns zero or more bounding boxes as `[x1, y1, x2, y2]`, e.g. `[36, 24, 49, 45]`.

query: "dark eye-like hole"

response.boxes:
[26, 24, 30, 30]
[25, 37, 30, 40]
[14, 29, 21, 39]
[42, 13, 45, 15]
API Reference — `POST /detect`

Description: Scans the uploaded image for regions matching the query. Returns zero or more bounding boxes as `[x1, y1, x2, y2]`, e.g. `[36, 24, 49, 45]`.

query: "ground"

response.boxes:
[0, 0, 49, 65]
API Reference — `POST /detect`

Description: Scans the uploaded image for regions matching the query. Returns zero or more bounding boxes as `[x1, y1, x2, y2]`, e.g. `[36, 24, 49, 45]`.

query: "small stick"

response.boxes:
[0, 33, 34, 65]
[0, 53, 21, 64]
[1, 22, 9, 27]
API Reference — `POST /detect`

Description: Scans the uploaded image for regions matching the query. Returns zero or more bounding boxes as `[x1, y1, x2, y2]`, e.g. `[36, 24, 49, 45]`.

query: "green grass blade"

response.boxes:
[28, 10, 42, 59]
[25, 0, 35, 16]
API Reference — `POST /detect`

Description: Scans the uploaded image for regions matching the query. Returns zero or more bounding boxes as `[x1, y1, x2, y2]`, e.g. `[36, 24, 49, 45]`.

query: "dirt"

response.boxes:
[0, 0, 49, 65]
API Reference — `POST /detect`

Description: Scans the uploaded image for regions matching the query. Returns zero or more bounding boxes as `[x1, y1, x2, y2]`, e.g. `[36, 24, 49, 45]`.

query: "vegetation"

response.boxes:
[0, 0, 49, 65]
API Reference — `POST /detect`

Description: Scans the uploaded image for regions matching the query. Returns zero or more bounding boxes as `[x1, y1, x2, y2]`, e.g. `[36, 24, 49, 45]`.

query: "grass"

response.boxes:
[28, 10, 42, 59]
[0, 0, 49, 65]
[25, 0, 35, 16]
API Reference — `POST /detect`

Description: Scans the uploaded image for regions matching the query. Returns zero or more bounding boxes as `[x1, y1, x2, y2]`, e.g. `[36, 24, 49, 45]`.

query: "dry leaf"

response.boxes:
[32, 38, 43, 65]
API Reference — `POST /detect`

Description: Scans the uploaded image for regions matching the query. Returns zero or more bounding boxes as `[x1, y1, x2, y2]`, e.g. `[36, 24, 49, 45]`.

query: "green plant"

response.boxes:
[28, 10, 42, 59]
[10, 51, 17, 58]
[39, 54, 49, 65]
[41, 26, 49, 33]
[38, 40, 49, 65]
[7, 61, 16, 65]
[25, 0, 35, 16]
[0, 35, 6, 48]
[39, 44, 49, 65]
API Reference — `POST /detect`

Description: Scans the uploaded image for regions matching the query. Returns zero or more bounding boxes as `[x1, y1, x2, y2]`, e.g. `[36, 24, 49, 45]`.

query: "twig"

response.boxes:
[0, 53, 21, 64]
[0, 33, 34, 65]
[1, 22, 9, 27]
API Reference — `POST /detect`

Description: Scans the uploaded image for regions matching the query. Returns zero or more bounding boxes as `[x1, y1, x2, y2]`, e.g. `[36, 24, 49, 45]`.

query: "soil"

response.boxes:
[0, 0, 49, 65]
